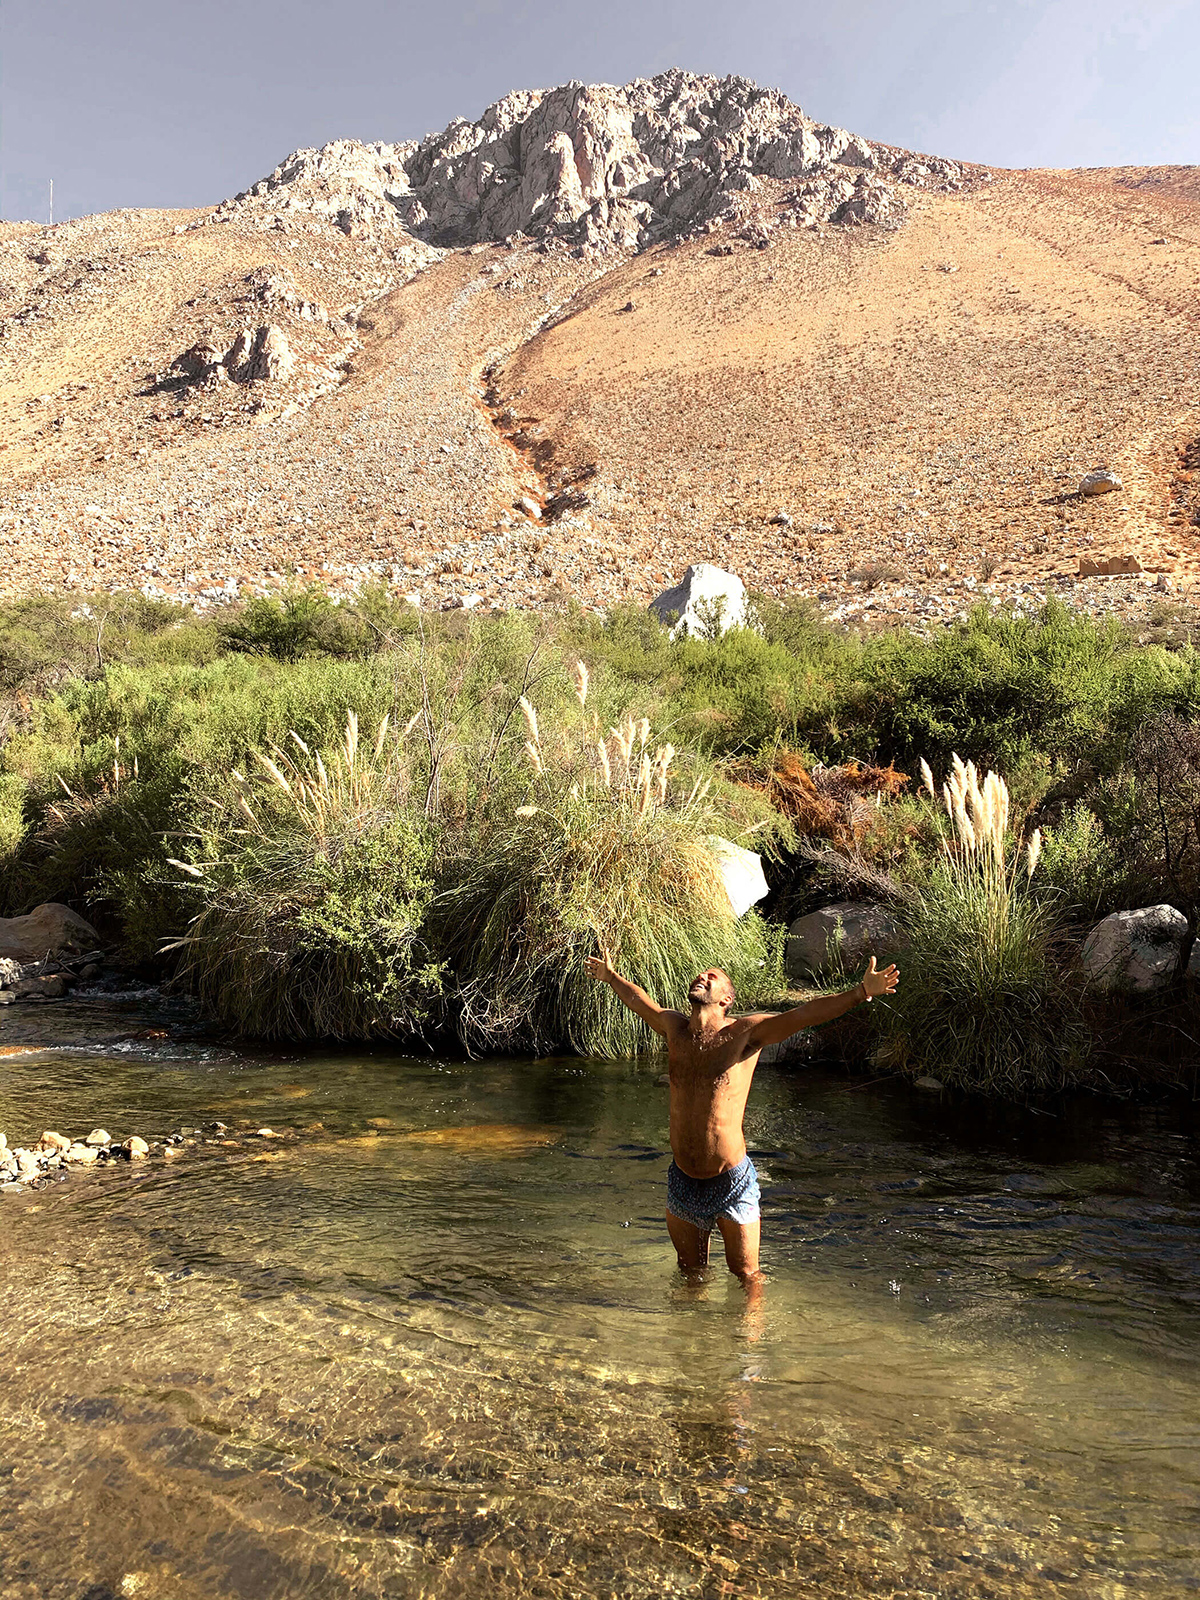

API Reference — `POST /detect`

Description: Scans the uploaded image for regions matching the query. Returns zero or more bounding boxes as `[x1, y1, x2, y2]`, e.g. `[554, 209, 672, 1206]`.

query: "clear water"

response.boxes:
[1, 993, 1198, 1599]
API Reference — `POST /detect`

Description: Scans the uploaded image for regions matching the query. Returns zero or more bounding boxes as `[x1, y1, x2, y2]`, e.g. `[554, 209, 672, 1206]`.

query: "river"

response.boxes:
[1, 991, 1197, 1598]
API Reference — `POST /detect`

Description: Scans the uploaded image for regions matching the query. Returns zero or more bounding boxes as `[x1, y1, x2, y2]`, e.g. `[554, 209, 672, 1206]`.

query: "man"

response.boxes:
[584, 950, 900, 1287]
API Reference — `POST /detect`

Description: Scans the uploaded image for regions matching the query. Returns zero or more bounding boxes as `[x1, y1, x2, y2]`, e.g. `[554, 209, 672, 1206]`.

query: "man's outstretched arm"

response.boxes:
[743, 957, 900, 1050]
[585, 947, 679, 1036]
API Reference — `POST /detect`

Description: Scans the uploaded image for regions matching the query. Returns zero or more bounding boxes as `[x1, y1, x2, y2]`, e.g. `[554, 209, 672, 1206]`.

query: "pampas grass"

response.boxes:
[437, 663, 780, 1055]
[874, 754, 1088, 1096]
[168, 711, 444, 1040]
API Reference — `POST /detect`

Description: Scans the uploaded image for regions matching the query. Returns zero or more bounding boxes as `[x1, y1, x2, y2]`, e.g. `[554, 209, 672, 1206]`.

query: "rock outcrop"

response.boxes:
[212, 71, 975, 255]
[1080, 905, 1188, 994]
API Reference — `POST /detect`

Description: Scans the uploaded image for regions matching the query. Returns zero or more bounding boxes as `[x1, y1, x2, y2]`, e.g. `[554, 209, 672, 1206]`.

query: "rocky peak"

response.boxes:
[212, 69, 974, 255]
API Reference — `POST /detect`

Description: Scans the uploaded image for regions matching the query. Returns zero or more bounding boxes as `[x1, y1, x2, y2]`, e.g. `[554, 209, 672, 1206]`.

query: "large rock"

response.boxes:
[786, 901, 902, 982]
[707, 837, 768, 918]
[1080, 905, 1187, 994]
[0, 903, 99, 964]
[649, 564, 751, 638]
[226, 324, 296, 384]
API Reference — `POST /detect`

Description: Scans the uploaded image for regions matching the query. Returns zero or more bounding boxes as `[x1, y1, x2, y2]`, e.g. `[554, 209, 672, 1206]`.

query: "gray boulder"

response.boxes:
[786, 901, 902, 982]
[649, 564, 751, 638]
[1080, 905, 1188, 994]
[0, 903, 99, 964]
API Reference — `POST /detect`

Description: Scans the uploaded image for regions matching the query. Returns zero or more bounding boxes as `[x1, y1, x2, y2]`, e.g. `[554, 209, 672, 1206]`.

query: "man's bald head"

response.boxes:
[687, 967, 736, 1013]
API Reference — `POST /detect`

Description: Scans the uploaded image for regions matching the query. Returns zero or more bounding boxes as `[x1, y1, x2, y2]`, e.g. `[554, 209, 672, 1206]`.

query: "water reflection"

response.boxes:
[0, 997, 1197, 1597]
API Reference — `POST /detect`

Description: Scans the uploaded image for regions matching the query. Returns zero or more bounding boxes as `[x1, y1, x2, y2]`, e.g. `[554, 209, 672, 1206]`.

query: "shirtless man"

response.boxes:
[584, 951, 900, 1286]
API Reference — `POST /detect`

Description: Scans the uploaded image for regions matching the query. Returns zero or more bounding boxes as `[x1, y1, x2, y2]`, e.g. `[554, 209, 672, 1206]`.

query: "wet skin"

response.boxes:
[585, 955, 900, 1288]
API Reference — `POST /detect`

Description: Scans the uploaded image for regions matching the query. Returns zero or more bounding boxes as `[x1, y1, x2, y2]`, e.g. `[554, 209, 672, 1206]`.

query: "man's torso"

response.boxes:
[664, 1016, 761, 1179]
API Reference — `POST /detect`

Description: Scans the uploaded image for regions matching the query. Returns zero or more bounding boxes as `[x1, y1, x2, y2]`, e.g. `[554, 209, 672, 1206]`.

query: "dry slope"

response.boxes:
[0, 71, 1197, 630]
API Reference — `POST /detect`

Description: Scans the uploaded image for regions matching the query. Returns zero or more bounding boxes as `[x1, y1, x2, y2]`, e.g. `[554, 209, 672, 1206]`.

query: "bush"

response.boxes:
[873, 757, 1089, 1095]
[171, 712, 443, 1040]
[436, 673, 783, 1055]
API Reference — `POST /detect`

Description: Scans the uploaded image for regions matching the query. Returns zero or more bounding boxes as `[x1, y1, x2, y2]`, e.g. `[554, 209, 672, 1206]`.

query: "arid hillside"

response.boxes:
[1, 71, 1197, 629]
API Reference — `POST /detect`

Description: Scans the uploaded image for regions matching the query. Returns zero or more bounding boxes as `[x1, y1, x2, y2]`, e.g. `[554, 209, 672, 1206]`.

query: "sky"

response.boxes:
[2, 0, 1197, 222]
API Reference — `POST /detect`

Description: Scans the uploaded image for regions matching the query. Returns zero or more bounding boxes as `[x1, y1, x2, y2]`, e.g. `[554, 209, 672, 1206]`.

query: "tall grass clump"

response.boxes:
[169, 710, 443, 1040]
[874, 755, 1089, 1096]
[438, 660, 782, 1056]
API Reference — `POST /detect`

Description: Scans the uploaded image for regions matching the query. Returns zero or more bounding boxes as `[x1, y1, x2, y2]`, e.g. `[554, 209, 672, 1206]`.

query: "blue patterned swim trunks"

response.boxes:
[666, 1154, 760, 1231]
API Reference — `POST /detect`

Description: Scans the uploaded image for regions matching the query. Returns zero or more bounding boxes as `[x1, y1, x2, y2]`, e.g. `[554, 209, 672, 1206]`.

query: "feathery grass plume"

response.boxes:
[572, 658, 589, 709]
[877, 754, 1086, 1095]
[919, 757, 935, 800]
[525, 739, 545, 775]
[597, 739, 612, 788]
[169, 709, 442, 1041]
[519, 695, 540, 748]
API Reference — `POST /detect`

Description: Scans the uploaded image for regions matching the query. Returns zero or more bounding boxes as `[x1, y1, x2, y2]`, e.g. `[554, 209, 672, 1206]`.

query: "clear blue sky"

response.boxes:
[2, 0, 1197, 222]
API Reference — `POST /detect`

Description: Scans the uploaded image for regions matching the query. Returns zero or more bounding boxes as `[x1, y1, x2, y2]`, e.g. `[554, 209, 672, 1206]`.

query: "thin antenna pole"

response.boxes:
[49, 179, 53, 226]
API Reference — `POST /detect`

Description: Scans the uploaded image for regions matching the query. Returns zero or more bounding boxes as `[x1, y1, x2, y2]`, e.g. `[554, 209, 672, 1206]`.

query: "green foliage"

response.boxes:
[173, 714, 443, 1040]
[438, 792, 779, 1057]
[1038, 801, 1135, 923]
[217, 584, 417, 661]
[872, 758, 1089, 1096]
[848, 600, 1194, 774]
[874, 861, 1088, 1096]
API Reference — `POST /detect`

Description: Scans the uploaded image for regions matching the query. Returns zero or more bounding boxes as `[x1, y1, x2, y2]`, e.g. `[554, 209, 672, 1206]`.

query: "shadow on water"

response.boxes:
[1, 992, 1198, 1597]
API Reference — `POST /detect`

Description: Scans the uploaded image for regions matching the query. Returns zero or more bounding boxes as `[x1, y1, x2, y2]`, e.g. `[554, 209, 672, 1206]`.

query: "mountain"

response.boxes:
[0, 70, 1197, 629]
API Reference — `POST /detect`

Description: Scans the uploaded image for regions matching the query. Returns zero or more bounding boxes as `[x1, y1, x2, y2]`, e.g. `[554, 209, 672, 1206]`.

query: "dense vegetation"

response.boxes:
[2, 586, 1199, 1092]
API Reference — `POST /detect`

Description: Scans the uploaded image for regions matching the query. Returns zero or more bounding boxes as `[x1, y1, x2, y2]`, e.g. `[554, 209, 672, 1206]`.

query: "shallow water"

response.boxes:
[1, 994, 1198, 1598]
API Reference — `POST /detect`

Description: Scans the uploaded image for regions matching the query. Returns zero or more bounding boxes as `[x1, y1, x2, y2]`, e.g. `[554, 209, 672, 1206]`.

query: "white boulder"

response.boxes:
[786, 901, 903, 982]
[707, 837, 768, 918]
[649, 564, 751, 638]
[1080, 905, 1187, 994]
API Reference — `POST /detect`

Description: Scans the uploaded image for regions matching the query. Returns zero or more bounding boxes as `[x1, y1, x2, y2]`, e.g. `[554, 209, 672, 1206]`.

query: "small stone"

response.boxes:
[125, 1136, 150, 1159]
[914, 1075, 944, 1091]
[255, 1127, 277, 1138]
[65, 1143, 99, 1164]
[39, 1131, 71, 1152]
[1079, 469, 1122, 497]
[15, 1152, 41, 1178]
[84, 1128, 111, 1146]
[516, 495, 541, 520]
[80, 962, 101, 980]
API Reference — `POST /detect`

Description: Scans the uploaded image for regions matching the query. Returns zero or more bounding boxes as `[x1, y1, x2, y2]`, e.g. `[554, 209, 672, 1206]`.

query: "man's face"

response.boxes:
[688, 968, 734, 1010]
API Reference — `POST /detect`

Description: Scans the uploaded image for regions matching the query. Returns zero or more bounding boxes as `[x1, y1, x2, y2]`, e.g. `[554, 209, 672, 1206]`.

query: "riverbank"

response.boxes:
[3, 587, 1200, 1096]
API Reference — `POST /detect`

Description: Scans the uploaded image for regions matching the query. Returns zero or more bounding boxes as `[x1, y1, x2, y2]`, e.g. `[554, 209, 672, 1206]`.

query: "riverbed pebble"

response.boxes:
[125, 1136, 150, 1159]
[39, 1130, 72, 1152]
[85, 1128, 111, 1146]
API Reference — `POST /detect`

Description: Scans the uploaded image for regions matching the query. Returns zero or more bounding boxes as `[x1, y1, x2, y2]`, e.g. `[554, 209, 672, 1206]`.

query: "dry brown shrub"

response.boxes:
[732, 749, 908, 849]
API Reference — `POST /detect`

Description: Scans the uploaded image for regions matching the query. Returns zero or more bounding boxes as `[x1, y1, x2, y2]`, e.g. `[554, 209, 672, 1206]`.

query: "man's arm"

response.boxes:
[742, 957, 900, 1050]
[584, 947, 680, 1036]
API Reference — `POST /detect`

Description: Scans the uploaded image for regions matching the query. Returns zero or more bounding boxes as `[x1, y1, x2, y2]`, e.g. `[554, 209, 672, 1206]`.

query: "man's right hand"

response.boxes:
[585, 946, 616, 985]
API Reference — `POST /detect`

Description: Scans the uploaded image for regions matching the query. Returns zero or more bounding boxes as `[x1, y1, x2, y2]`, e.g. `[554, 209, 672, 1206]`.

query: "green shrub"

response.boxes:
[1038, 801, 1135, 923]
